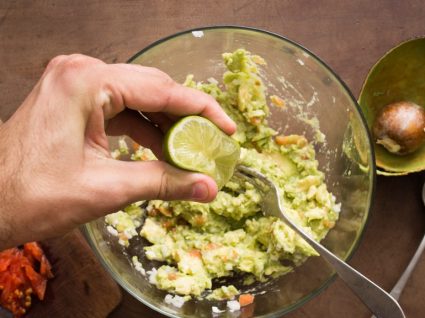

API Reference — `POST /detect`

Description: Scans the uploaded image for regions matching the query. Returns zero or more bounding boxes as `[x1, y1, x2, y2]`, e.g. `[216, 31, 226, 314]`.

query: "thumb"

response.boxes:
[102, 159, 218, 206]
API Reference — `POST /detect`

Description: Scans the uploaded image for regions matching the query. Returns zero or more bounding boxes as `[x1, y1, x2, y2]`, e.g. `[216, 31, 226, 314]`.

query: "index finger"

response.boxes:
[98, 63, 236, 135]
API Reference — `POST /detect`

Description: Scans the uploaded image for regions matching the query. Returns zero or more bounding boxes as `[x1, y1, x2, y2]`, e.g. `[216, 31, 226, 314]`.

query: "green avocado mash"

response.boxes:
[105, 49, 340, 300]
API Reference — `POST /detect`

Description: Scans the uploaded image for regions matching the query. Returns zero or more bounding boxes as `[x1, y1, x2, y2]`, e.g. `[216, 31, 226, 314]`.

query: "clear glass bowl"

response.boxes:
[82, 26, 375, 318]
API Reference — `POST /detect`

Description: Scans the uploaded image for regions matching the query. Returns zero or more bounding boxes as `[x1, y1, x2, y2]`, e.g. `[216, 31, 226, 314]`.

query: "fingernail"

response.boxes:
[192, 182, 209, 201]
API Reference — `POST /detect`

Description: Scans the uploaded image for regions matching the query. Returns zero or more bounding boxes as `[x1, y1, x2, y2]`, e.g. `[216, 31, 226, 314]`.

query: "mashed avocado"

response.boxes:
[105, 49, 340, 300]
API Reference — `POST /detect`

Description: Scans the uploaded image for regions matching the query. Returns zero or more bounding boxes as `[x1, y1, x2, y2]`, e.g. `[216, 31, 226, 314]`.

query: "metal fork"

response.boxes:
[235, 165, 405, 318]
[369, 182, 425, 318]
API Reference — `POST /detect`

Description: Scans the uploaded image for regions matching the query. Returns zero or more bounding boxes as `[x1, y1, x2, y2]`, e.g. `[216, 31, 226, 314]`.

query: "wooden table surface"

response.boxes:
[1, 1, 424, 317]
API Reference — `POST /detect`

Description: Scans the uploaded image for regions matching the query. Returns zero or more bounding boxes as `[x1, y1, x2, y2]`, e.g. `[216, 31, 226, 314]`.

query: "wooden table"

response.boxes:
[1, 1, 424, 317]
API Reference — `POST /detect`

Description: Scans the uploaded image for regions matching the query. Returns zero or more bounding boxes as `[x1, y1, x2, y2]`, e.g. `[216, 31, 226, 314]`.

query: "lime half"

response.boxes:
[164, 116, 240, 189]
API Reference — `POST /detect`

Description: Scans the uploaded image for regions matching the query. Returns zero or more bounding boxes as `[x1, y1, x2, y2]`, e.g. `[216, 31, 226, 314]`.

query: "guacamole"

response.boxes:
[105, 49, 340, 300]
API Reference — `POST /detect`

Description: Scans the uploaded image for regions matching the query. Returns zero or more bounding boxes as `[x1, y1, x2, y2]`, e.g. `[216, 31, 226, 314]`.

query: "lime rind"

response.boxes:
[164, 116, 240, 189]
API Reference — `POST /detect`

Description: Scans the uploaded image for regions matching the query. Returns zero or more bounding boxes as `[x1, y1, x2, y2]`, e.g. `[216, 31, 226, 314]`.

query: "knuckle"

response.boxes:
[46, 54, 88, 74]
[59, 54, 90, 73]
[46, 55, 68, 70]
[66, 53, 88, 61]
[45, 54, 98, 92]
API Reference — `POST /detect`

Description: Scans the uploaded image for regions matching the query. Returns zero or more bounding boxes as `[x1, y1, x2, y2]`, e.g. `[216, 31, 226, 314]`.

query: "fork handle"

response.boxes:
[390, 233, 425, 300]
[370, 233, 425, 318]
[284, 219, 405, 318]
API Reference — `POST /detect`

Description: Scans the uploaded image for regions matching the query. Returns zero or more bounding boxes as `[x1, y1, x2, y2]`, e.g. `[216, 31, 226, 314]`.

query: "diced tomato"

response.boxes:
[0, 258, 11, 272]
[24, 265, 46, 300]
[132, 142, 140, 151]
[0, 242, 53, 317]
[239, 294, 254, 306]
[167, 273, 177, 281]
[205, 242, 219, 250]
[40, 255, 53, 279]
[161, 220, 174, 231]
[193, 215, 206, 226]
[250, 116, 261, 125]
[23, 242, 43, 262]
[189, 249, 202, 258]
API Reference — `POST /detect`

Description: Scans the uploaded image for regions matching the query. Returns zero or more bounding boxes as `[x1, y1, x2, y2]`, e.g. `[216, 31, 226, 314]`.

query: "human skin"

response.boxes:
[0, 54, 236, 250]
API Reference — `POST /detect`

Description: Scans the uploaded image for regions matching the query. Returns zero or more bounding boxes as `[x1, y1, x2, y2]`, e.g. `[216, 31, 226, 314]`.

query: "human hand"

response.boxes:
[0, 54, 236, 249]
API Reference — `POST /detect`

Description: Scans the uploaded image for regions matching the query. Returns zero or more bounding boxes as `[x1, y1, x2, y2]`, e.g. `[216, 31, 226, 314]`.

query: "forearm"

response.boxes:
[0, 122, 19, 249]
[0, 118, 49, 249]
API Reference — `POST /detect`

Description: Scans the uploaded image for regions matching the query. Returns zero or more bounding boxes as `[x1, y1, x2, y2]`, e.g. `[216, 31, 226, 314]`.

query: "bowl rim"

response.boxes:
[85, 25, 376, 318]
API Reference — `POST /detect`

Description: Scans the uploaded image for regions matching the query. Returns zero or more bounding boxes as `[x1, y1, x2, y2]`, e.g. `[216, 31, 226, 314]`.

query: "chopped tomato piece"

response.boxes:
[167, 273, 177, 281]
[189, 249, 202, 258]
[0, 242, 53, 317]
[205, 242, 219, 250]
[249, 116, 261, 125]
[0, 258, 11, 272]
[40, 255, 53, 279]
[24, 265, 46, 300]
[193, 215, 206, 226]
[24, 242, 43, 262]
[161, 220, 175, 231]
[239, 294, 255, 306]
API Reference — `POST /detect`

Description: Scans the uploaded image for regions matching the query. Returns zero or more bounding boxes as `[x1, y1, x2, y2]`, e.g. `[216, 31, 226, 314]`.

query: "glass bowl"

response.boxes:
[82, 26, 375, 318]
